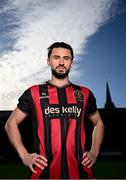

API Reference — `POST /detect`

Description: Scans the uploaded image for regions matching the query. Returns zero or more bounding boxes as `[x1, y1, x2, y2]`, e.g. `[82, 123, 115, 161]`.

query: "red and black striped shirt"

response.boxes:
[17, 81, 97, 179]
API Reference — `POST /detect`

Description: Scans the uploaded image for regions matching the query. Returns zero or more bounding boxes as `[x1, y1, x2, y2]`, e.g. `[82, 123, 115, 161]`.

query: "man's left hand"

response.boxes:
[81, 151, 96, 168]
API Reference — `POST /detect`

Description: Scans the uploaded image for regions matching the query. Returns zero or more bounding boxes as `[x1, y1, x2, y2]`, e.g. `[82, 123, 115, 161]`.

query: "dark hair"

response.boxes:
[47, 42, 74, 60]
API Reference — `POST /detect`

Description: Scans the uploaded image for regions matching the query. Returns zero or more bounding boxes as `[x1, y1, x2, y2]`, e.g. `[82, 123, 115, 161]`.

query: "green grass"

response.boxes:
[0, 158, 126, 179]
[93, 158, 126, 179]
[0, 161, 30, 179]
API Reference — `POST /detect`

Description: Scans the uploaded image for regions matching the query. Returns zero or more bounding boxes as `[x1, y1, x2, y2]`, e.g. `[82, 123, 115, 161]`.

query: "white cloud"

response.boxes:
[0, 0, 119, 109]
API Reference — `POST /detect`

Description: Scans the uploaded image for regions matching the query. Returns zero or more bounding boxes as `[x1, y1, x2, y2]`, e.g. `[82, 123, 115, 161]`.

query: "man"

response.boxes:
[5, 42, 104, 179]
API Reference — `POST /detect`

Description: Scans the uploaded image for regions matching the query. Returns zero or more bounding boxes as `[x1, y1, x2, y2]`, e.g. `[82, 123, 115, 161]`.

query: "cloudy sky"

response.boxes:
[0, 0, 126, 110]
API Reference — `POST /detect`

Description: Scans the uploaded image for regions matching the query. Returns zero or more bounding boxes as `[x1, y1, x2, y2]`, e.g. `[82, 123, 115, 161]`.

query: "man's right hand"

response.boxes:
[21, 152, 48, 173]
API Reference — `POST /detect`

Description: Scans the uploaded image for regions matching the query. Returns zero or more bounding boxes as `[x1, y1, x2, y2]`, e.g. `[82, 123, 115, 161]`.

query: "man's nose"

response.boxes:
[59, 58, 64, 64]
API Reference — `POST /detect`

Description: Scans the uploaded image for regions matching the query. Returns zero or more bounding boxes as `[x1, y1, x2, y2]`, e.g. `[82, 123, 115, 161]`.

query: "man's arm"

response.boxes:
[82, 110, 104, 167]
[5, 107, 47, 173]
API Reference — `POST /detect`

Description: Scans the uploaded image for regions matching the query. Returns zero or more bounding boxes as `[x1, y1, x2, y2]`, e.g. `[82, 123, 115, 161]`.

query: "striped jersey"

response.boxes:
[17, 81, 97, 179]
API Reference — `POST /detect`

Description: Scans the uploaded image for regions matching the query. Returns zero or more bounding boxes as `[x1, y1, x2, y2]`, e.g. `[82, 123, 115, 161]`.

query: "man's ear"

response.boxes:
[70, 60, 73, 68]
[47, 59, 50, 66]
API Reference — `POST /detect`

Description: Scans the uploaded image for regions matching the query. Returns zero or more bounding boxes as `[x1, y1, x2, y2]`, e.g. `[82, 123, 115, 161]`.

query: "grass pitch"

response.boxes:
[0, 157, 126, 179]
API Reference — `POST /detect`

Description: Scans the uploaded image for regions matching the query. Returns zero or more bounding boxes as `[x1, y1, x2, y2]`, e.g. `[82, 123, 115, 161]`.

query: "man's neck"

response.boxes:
[50, 76, 70, 87]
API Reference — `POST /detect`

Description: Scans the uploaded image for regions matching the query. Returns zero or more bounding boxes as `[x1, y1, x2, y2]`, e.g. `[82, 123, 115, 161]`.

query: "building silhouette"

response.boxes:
[99, 82, 126, 156]
[104, 82, 115, 109]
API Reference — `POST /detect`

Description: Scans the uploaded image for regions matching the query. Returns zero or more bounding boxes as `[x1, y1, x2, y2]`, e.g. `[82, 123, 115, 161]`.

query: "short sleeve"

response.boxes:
[85, 90, 97, 117]
[17, 89, 31, 115]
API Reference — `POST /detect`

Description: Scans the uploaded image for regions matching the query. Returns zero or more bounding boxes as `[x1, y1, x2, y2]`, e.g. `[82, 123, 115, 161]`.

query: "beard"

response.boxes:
[51, 66, 70, 79]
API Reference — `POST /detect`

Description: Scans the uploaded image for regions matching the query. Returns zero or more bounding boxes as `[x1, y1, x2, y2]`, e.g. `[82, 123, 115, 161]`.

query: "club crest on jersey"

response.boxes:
[74, 90, 84, 101]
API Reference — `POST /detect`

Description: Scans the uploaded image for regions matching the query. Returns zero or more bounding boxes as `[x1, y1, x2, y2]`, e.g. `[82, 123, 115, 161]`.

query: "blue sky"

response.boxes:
[77, 12, 126, 107]
[0, 0, 126, 109]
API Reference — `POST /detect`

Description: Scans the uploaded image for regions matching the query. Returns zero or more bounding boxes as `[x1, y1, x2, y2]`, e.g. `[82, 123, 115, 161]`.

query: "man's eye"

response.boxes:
[53, 56, 60, 59]
[64, 57, 71, 60]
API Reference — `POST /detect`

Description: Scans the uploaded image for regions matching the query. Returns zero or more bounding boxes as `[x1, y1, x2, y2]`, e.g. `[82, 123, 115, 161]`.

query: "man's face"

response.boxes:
[47, 48, 73, 79]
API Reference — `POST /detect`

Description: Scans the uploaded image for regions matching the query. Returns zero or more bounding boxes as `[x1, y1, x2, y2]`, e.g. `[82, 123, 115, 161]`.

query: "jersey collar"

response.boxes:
[46, 80, 72, 88]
